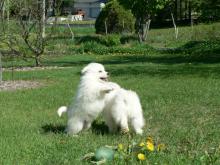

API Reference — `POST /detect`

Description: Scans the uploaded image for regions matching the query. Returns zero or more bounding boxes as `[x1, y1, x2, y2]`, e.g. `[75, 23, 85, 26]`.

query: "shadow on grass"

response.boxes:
[44, 58, 220, 78]
[44, 60, 92, 67]
[41, 122, 109, 135]
[91, 121, 109, 135]
[42, 41, 220, 77]
[108, 64, 220, 78]
[101, 53, 220, 65]
[102, 41, 220, 64]
[45, 41, 220, 66]
[42, 124, 66, 134]
[44, 51, 220, 67]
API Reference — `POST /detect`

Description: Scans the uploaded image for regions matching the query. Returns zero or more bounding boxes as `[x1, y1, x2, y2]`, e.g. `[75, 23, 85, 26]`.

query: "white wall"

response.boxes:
[74, 0, 101, 18]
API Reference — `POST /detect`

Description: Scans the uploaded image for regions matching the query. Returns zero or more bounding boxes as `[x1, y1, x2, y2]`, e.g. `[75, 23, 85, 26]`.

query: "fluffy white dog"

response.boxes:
[103, 82, 145, 135]
[57, 63, 115, 135]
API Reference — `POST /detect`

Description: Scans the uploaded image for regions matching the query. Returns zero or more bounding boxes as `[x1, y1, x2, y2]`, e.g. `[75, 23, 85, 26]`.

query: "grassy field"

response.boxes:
[0, 23, 220, 164]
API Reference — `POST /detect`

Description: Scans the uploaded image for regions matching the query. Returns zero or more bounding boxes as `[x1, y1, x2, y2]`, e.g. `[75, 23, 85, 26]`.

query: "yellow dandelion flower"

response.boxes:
[157, 143, 166, 151]
[146, 137, 153, 143]
[137, 153, 146, 161]
[146, 141, 154, 151]
[139, 142, 145, 147]
[118, 143, 123, 150]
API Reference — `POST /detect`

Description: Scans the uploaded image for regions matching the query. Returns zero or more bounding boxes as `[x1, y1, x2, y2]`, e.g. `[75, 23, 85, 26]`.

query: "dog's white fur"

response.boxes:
[58, 63, 114, 135]
[103, 82, 145, 135]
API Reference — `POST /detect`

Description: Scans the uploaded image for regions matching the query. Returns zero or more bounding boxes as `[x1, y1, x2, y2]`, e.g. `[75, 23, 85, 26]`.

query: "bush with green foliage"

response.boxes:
[74, 41, 155, 55]
[77, 34, 121, 47]
[95, 0, 135, 34]
[102, 34, 121, 46]
[192, 0, 220, 22]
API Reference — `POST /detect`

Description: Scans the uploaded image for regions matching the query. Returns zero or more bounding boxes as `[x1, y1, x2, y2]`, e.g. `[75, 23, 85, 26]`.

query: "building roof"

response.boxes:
[97, 0, 107, 2]
[75, 0, 107, 3]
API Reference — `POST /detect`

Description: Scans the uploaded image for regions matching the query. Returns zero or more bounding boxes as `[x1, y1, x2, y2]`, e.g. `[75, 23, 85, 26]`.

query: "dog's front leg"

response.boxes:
[67, 117, 84, 135]
[100, 84, 114, 93]
[83, 121, 92, 130]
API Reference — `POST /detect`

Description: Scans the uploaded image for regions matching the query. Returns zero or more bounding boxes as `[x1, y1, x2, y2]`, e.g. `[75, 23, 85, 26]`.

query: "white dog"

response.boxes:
[57, 63, 115, 135]
[103, 82, 145, 135]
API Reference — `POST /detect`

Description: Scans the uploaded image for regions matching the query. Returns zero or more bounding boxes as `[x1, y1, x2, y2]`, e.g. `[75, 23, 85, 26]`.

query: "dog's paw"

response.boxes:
[135, 129, 143, 135]
[110, 83, 120, 90]
[120, 128, 130, 134]
[67, 132, 79, 137]
[105, 88, 113, 93]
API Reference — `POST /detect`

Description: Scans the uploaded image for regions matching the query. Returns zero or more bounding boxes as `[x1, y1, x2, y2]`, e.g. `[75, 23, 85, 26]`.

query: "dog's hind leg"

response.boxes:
[107, 118, 118, 133]
[119, 116, 129, 134]
[131, 117, 144, 135]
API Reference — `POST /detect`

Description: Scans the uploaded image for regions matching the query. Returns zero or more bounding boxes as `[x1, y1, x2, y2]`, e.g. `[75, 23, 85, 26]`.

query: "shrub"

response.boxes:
[95, 0, 135, 34]
[82, 41, 102, 53]
[101, 34, 121, 46]
[120, 35, 138, 44]
[74, 41, 155, 55]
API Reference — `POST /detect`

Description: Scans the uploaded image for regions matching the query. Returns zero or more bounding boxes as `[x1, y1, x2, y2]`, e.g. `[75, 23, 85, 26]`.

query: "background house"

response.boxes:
[74, 0, 107, 19]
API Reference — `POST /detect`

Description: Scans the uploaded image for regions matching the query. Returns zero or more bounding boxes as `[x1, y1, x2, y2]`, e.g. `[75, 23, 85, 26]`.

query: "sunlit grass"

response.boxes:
[0, 22, 220, 164]
[1, 54, 220, 164]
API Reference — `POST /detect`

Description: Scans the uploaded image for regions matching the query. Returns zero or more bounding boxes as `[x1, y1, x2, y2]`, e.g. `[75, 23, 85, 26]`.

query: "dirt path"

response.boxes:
[0, 80, 43, 91]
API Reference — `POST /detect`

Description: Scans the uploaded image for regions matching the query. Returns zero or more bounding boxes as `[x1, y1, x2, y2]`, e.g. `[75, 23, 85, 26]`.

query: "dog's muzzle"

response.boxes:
[100, 77, 108, 81]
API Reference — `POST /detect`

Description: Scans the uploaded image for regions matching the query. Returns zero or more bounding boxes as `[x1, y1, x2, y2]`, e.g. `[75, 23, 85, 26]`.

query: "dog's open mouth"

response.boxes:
[100, 77, 108, 81]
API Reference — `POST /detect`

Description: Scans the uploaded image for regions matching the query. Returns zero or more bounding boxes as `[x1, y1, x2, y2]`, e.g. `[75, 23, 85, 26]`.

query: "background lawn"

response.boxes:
[0, 23, 220, 164]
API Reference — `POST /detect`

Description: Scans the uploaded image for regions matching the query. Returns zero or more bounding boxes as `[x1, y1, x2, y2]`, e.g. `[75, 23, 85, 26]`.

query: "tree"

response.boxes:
[9, 1, 47, 66]
[118, 0, 170, 42]
[3, 0, 61, 66]
[1, 0, 73, 67]
[192, 0, 220, 22]
[0, 0, 6, 83]
[95, 0, 135, 34]
[49, 0, 75, 16]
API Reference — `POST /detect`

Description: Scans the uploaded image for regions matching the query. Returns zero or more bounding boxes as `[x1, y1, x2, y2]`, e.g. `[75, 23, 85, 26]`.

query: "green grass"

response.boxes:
[147, 22, 220, 48]
[1, 55, 220, 164]
[0, 23, 220, 164]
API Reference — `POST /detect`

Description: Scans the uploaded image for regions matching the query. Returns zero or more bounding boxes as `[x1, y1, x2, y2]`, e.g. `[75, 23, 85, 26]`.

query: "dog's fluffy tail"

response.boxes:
[57, 106, 67, 117]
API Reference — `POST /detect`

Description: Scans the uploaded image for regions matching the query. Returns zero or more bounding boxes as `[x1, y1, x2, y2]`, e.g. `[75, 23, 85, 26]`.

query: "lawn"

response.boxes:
[0, 23, 220, 164]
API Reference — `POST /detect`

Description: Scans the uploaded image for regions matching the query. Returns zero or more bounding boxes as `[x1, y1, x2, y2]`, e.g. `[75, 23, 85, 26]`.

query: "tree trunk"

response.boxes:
[185, 0, 187, 20]
[179, 0, 182, 21]
[138, 23, 144, 42]
[35, 55, 41, 67]
[104, 20, 108, 35]
[0, 52, 2, 83]
[174, 0, 178, 21]
[171, 12, 178, 39]
[143, 20, 151, 41]
[42, 0, 46, 38]
[2, 0, 5, 19]
[7, 0, 9, 22]
[67, 23, 74, 40]
[137, 17, 151, 43]
[188, 0, 192, 21]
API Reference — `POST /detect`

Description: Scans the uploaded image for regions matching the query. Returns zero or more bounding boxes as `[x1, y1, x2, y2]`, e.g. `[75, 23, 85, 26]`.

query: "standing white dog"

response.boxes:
[103, 82, 145, 135]
[57, 63, 114, 135]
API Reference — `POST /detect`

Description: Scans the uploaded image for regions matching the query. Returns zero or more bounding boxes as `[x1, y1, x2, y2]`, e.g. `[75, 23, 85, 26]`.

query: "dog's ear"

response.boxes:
[81, 66, 88, 75]
[81, 63, 97, 75]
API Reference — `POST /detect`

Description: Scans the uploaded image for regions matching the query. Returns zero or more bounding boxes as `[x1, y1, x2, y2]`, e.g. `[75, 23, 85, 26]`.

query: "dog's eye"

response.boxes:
[99, 70, 102, 73]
